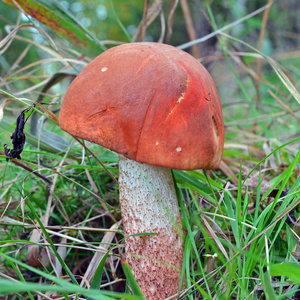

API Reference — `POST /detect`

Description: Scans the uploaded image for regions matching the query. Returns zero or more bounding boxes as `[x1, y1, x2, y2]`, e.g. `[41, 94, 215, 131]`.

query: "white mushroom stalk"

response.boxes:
[119, 155, 184, 299]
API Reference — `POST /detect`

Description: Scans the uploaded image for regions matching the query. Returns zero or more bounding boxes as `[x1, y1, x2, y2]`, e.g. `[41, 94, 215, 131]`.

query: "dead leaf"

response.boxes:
[0, 99, 13, 122]
[133, 0, 163, 42]
[245, 174, 289, 199]
[80, 221, 121, 287]
[32, 101, 59, 123]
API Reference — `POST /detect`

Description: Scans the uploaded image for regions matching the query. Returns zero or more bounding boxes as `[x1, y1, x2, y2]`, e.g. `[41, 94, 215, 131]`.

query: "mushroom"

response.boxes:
[59, 42, 224, 299]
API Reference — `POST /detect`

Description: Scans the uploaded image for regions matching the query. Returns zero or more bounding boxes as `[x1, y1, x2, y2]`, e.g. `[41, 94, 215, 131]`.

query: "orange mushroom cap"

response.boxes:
[59, 42, 224, 170]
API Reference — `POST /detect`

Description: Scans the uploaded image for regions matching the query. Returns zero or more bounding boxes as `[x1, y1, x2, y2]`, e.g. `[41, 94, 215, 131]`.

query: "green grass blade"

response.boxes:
[174, 179, 212, 298]
[121, 258, 144, 297]
[262, 271, 279, 300]
[0, 278, 134, 299]
[109, 0, 132, 42]
[0, 253, 144, 299]
[89, 248, 111, 291]
[24, 196, 78, 286]
[183, 236, 192, 299]
[242, 136, 300, 185]
[3, 0, 105, 56]
[270, 263, 300, 285]
[5, 261, 35, 300]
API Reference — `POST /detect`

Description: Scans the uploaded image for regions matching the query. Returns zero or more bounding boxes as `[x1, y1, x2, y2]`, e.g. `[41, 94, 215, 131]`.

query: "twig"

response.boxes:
[141, 0, 150, 42]
[0, 151, 52, 185]
[75, 138, 118, 184]
[256, 0, 274, 102]
[180, 0, 200, 58]
[165, 0, 179, 44]
[268, 89, 300, 122]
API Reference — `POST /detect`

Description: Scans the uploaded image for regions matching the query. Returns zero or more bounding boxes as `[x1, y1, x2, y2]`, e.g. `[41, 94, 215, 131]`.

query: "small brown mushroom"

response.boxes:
[59, 42, 224, 299]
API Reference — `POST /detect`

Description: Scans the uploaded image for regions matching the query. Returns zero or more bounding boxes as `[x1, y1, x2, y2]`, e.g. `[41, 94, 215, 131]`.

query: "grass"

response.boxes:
[0, 0, 300, 299]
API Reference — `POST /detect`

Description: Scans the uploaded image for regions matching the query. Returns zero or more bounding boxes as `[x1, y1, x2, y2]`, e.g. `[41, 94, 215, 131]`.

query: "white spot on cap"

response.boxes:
[176, 147, 182, 152]
[177, 95, 184, 104]
[166, 92, 186, 119]
[101, 67, 108, 72]
[155, 141, 159, 146]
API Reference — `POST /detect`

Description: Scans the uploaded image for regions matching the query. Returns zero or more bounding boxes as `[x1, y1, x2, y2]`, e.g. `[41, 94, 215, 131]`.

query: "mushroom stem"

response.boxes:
[119, 155, 185, 299]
